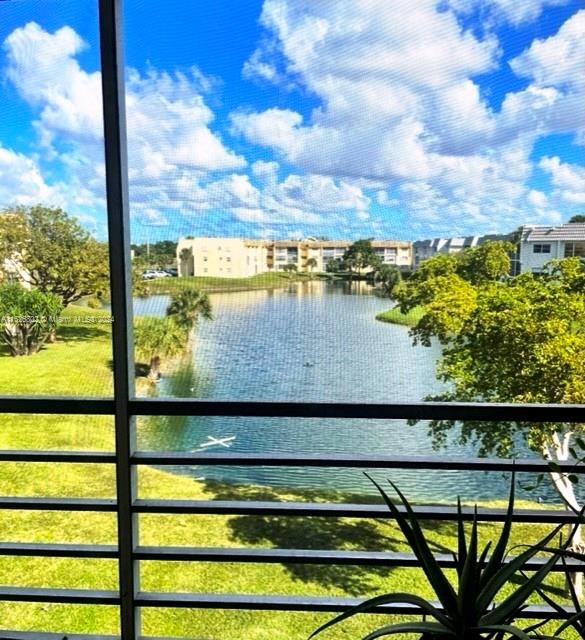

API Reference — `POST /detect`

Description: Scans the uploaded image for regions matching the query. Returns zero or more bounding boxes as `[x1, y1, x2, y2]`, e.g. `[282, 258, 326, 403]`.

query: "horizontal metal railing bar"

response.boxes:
[0, 587, 119, 604]
[135, 592, 574, 618]
[0, 397, 114, 415]
[133, 499, 577, 523]
[1, 397, 585, 422]
[0, 497, 117, 512]
[132, 398, 585, 422]
[0, 635, 191, 640]
[0, 636, 194, 640]
[0, 451, 115, 464]
[135, 545, 583, 571]
[0, 543, 118, 559]
[132, 451, 584, 472]
[0, 541, 578, 569]
[0, 633, 118, 640]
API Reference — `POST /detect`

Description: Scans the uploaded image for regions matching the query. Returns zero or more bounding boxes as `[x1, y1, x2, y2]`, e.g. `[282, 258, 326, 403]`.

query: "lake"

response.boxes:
[136, 281, 555, 503]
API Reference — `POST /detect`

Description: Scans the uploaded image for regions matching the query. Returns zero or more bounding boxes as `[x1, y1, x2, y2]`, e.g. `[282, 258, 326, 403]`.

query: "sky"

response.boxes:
[0, 0, 584, 243]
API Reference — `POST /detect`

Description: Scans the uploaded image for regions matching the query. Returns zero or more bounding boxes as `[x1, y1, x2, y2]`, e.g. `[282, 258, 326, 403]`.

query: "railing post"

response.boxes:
[97, 0, 139, 637]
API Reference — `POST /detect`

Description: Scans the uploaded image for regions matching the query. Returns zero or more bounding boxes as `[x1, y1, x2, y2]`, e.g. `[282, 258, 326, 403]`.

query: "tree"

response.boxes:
[0, 206, 110, 307]
[326, 258, 343, 274]
[134, 317, 188, 381]
[166, 288, 212, 331]
[456, 240, 514, 284]
[306, 257, 318, 279]
[131, 239, 177, 267]
[373, 264, 401, 297]
[281, 263, 298, 280]
[569, 215, 585, 223]
[179, 248, 193, 277]
[0, 284, 63, 356]
[342, 239, 380, 277]
[399, 253, 585, 579]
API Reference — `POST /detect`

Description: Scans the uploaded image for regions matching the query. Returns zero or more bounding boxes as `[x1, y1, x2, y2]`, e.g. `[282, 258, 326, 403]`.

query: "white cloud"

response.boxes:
[540, 156, 585, 204]
[169, 170, 371, 225]
[501, 10, 585, 137]
[0, 144, 66, 207]
[510, 10, 585, 88]
[234, 0, 499, 182]
[447, 0, 570, 26]
[527, 189, 548, 209]
[3, 22, 246, 227]
[231, 1, 585, 234]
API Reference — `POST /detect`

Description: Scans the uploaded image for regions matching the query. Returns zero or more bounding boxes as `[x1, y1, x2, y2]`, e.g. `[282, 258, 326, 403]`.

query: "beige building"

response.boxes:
[177, 236, 412, 277]
[177, 237, 269, 278]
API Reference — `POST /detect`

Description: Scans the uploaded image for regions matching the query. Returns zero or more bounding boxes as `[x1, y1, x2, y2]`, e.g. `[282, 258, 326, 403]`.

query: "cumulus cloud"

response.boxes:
[540, 156, 585, 205]
[234, 0, 499, 180]
[501, 10, 585, 138]
[0, 144, 65, 207]
[147, 169, 371, 225]
[447, 0, 571, 26]
[527, 189, 548, 209]
[3, 22, 246, 227]
[230, 0, 584, 233]
[3, 8, 583, 237]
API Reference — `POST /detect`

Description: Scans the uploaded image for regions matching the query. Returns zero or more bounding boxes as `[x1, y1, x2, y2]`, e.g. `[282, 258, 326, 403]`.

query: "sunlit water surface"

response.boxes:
[134, 281, 563, 503]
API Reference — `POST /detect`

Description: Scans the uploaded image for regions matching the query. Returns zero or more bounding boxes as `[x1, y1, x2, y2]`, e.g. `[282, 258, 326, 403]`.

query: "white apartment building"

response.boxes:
[519, 223, 585, 273]
[177, 237, 412, 277]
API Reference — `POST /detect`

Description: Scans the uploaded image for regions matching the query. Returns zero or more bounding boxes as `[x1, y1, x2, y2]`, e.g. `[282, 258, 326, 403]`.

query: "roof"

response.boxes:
[522, 224, 585, 242]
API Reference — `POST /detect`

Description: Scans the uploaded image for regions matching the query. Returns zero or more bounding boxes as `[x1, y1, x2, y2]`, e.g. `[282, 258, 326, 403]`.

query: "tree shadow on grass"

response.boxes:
[205, 481, 458, 595]
[228, 514, 398, 594]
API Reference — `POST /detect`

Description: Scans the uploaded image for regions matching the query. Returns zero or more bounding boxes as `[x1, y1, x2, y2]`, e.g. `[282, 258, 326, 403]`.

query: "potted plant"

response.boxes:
[309, 473, 566, 640]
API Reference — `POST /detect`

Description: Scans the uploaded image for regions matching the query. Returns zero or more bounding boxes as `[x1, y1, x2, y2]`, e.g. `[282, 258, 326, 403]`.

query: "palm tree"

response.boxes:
[179, 248, 193, 277]
[166, 288, 212, 331]
[306, 257, 317, 279]
[134, 317, 188, 381]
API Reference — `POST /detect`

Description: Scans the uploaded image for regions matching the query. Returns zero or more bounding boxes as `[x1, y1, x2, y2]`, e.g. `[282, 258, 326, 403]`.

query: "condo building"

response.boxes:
[177, 237, 412, 278]
[519, 223, 585, 273]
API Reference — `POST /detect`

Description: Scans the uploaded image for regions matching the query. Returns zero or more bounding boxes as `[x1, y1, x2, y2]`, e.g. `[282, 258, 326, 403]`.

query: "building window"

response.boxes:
[564, 242, 585, 258]
[533, 244, 551, 254]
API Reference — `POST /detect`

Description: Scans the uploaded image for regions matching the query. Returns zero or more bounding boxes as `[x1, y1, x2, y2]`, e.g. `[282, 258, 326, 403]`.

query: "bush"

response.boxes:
[0, 284, 63, 356]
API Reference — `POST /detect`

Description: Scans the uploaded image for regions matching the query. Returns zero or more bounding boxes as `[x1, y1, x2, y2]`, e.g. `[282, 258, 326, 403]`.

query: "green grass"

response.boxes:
[376, 304, 424, 327]
[0, 308, 576, 639]
[147, 272, 319, 294]
[0, 305, 114, 397]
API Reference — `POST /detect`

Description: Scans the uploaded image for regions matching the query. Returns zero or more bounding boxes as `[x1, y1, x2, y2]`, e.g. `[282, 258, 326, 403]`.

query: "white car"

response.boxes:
[141, 269, 171, 280]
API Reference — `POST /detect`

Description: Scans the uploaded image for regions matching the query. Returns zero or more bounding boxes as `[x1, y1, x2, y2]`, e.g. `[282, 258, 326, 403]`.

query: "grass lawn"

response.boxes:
[0, 307, 575, 639]
[376, 304, 424, 327]
[148, 272, 319, 295]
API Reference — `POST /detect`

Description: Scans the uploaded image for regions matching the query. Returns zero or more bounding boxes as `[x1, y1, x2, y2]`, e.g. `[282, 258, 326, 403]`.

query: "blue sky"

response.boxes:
[0, 0, 584, 243]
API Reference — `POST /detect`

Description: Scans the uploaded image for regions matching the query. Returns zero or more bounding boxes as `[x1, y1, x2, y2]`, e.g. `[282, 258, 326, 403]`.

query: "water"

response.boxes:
[135, 281, 556, 503]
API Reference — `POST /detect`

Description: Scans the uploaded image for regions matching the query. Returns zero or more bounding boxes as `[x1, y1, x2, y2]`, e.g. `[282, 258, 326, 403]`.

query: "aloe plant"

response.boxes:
[309, 474, 564, 640]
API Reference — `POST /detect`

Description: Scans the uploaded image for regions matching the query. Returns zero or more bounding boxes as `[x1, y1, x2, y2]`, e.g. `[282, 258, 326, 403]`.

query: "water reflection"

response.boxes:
[135, 281, 564, 503]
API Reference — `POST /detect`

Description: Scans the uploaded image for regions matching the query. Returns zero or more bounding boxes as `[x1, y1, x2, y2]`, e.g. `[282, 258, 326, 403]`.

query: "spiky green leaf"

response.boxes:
[308, 593, 452, 639]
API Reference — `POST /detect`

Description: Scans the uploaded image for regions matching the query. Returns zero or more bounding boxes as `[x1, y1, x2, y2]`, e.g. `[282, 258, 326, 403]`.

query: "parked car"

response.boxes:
[164, 268, 178, 277]
[141, 269, 171, 280]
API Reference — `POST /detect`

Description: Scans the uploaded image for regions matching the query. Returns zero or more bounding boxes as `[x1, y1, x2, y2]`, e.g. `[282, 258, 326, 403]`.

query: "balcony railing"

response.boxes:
[1, 398, 585, 638]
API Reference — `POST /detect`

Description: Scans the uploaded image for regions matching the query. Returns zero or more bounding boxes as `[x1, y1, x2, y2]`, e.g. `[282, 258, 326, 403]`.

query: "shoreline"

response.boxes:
[376, 304, 423, 327]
